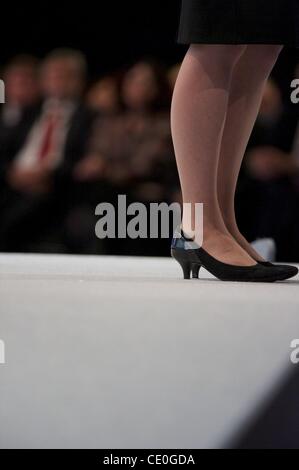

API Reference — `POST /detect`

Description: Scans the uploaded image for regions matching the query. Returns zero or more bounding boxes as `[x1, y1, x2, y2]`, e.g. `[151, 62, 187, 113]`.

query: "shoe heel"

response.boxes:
[180, 260, 191, 280]
[171, 249, 195, 280]
[192, 263, 202, 279]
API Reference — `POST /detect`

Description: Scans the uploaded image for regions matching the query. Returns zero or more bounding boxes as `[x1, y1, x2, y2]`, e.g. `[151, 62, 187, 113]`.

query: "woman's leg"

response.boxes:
[171, 44, 256, 266]
[217, 45, 283, 260]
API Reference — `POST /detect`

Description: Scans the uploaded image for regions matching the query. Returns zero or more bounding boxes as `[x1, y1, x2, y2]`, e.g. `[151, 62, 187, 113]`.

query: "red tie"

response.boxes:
[38, 113, 60, 162]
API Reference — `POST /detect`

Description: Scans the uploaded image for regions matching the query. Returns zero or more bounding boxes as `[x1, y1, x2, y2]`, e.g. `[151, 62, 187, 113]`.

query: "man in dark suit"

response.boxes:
[0, 49, 95, 252]
[0, 55, 40, 184]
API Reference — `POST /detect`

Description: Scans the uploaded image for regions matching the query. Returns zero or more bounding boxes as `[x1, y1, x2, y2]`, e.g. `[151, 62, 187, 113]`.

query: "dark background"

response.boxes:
[1, 1, 298, 89]
[1, 1, 182, 74]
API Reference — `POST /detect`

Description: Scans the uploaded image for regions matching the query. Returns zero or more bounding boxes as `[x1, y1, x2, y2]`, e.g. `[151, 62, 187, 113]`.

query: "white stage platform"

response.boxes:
[0, 254, 298, 449]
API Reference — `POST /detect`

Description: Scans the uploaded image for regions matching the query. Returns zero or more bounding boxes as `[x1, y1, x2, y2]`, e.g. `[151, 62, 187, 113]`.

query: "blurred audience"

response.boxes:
[0, 50, 299, 260]
[0, 49, 95, 252]
[83, 60, 175, 196]
[69, 60, 178, 255]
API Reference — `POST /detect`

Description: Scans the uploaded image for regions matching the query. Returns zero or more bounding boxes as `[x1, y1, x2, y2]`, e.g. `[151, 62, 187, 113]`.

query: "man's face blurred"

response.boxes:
[5, 65, 39, 106]
[40, 58, 84, 100]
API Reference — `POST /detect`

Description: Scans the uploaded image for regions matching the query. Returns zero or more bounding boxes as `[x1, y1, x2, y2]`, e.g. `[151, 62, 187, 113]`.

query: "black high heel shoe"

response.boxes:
[171, 228, 298, 282]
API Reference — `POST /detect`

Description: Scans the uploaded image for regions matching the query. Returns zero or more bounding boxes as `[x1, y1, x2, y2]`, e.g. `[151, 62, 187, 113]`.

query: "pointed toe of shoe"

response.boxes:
[277, 265, 298, 280]
[259, 262, 298, 280]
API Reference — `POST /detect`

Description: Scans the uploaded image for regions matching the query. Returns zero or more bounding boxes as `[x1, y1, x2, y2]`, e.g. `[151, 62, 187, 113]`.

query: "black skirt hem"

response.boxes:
[177, 37, 298, 48]
[177, 0, 299, 49]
